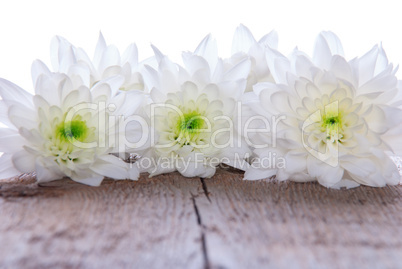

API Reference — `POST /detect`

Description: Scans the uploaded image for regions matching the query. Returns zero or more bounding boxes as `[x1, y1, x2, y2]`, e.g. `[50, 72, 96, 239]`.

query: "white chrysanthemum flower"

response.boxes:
[0, 72, 142, 185]
[245, 31, 402, 188]
[230, 24, 278, 92]
[137, 37, 251, 177]
[32, 33, 151, 92]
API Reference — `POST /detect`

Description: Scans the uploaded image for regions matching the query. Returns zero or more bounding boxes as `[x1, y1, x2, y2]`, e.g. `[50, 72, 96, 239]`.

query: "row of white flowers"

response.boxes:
[1, 25, 401, 188]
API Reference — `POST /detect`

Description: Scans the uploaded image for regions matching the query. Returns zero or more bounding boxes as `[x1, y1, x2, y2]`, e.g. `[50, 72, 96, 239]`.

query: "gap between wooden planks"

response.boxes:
[0, 169, 402, 269]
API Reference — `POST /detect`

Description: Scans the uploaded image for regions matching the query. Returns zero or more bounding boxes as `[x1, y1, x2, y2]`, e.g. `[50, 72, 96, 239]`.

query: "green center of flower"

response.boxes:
[46, 113, 96, 164]
[322, 112, 343, 142]
[175, 110, 206, 144]
[179, 111, 205, 132]
[55, 116, 90, 143]
[56, 120, 88, 142]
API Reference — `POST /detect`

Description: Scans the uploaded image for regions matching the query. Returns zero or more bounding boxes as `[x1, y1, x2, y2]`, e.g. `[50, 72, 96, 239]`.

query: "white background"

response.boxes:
[0, 0, 401, 91]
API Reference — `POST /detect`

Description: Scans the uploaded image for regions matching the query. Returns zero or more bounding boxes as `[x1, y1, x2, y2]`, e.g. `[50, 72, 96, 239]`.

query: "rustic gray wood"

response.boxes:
[197, 169, 402, 269]
[0, 173, 206, 268]
[1, 169, 402, 269]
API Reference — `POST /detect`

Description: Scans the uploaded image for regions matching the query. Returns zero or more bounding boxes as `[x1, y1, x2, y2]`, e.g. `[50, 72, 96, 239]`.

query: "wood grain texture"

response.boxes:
[0, 173, 206, 269]
[196, 169, 402, 269]
[1, 169, 402, 269]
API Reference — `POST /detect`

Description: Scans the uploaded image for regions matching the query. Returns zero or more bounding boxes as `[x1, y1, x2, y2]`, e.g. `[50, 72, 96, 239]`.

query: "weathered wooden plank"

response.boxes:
[195, 169, 402, 269]
[1, 170, 402, 269]
[0, 173, 206, 269]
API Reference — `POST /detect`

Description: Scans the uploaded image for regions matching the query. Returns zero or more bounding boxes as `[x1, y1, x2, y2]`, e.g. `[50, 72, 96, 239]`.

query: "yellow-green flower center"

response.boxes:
[56, 118, 89, 142]
[175, 110, 206, 144]
[321, 111, 343, 142]
[179, 111, 204, 132]
[47, 114, 96, 163]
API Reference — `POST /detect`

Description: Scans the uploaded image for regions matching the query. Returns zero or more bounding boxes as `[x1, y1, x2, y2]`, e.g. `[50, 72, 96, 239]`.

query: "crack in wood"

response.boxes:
[191, 195, 210, 269]
[200, 178, 211, 203]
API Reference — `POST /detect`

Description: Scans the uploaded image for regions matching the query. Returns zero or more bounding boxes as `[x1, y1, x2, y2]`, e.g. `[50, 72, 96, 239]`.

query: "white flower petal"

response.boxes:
[223, 58, 250, 82]
[313, 31, 344, 69]
[193, 34, 218, 71]
[50, 35, 73, 71]
[231, 24, 257, 55]
[244, 167, 276, 180]
[0, 78, 33, 108]
[102, 66, 123, 80]
[128, 165, 140, 180]
[265, 50, 290, 84]
[358, 45, 389, 85]
[359, 72, 397, 94]
[79, 176, 105, 186]
[93, 32, 107, 69]
[182, 53, 210, 78]
[98, 45, 120, 73]
[31, 60, 51, 87]
[0, 128, 25, 152]
[122, 43, 139, 68]
[148, 161, 176, 177]
[8, 104, 36, 130]
[284, 152, 307, 174]
[0, 153, 20, 179]
[330, 55, 354, 83]
[258, 30, 278, 49]
[12, 150, 36, 173]
[330, 179, 360, 189]
[0, 100, 14, 127]
[59, 46, 77, 74]
[35, 159, 64, 183]
[90, 161, 128, 180]
[151, 44, 165, 63]
[91, 83, 112, 102]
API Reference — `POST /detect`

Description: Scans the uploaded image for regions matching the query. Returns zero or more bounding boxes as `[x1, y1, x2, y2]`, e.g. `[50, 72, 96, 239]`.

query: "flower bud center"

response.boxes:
[175, 111, 206, 144]
[56, 116, 90, 143]
[322, 113, 343, 142]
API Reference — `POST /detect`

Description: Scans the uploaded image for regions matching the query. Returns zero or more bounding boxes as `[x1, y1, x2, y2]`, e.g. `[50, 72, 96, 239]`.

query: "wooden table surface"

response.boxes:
[0, 168, 401, 269]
